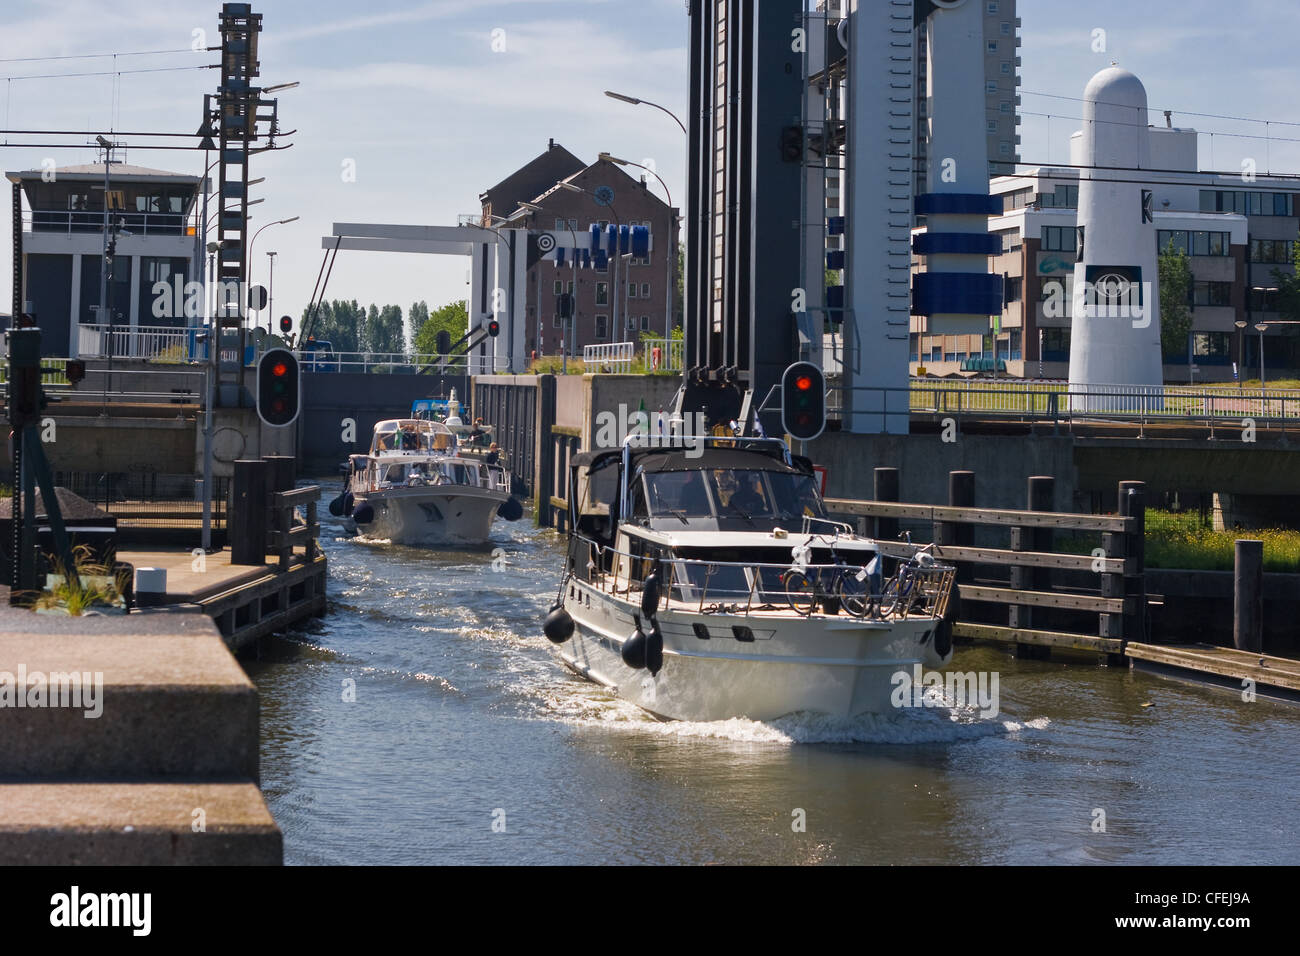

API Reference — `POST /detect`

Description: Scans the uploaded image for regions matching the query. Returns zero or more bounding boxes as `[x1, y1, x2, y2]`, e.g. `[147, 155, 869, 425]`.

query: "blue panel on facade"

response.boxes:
[827, 216, 845, 236]
[913, 193, 1003, 216]
[825, 285, 844, 311]
[911, 272, 1004, 316]
[589, 224, 601, 250]
[631, 225, 649, 258]
[826, 250, 845, 270]
[912, 232, 1001, 256]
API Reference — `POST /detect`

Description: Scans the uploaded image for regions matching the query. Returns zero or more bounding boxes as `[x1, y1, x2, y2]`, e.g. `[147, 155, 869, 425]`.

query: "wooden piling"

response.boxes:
[873, 467, 899, 542]
[1011, 476, 1054, 658]
[231, 460, 267, 566]
[1233, 539, 1264, 653]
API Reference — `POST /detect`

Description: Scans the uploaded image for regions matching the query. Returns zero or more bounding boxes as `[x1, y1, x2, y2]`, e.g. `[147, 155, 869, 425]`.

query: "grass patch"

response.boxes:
[1058, 509, 1300, 572]
[529, 356, 587, 375]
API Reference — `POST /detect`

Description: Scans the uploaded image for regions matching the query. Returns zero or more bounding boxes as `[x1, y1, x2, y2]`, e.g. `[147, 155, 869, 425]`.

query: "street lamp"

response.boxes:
[266, 251, 277, 329]
[249, 215, 299, 328]
[599, 151, 677, 339]
[1254, 322, 1268, 386]
[558, 181, 628, 345]
[1234, 318, 1247, 389]
[603, 90, 687, 136]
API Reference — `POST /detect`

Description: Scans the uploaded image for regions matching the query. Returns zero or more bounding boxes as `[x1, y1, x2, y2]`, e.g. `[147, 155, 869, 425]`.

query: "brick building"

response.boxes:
[479, 141, 678, 356]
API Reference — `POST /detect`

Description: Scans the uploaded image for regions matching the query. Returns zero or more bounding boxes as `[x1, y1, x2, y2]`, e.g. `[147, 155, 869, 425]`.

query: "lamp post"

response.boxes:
[201, 239, 225, 553]
[266, 251, 277, 331]
[599, 152, 677, 341]
[249, 215, 299, 328]
[1254, 322, 1268, 386]
[603, 90, 687, 136]
[1234, 318, 1247, 390]
[559, 180, 626, 347]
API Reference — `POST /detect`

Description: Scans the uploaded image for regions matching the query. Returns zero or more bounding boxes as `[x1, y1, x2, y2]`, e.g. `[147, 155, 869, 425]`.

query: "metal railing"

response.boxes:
[638, 337, 684, 373]
[903, 378, 1300, 420]
[573, 535, 954, 621]
[825, 380, 1300, 429]
[77, 324, 205, 362]
[26, 209, 189, 237]
[583, 341, 635, 373]
[295, 350, 481, 374]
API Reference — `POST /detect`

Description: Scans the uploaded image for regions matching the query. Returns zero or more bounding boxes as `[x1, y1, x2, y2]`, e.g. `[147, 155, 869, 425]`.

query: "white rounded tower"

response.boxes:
[1068, 66, 1164, 403]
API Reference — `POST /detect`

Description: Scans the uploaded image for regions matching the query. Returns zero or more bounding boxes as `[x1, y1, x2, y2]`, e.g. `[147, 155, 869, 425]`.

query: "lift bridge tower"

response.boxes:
[679, 0, 998, 435]
[203, 2, 283, 407]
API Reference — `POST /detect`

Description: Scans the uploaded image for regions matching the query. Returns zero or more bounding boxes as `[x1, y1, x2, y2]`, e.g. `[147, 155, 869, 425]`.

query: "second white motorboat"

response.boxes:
[332, 418, 522, 546]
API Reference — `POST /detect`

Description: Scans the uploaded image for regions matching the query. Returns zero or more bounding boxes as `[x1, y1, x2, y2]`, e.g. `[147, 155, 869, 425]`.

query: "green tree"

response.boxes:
[301, 299, 362, 353]
[1158, 238, 1193, 359]
[1271, 232, 1300, 321]
[408, 300, 429, 353]
[413, 300, 469, 357]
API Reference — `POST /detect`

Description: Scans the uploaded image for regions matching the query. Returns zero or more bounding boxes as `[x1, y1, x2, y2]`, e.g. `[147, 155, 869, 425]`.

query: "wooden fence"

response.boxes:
[826, 470, 1148, 658]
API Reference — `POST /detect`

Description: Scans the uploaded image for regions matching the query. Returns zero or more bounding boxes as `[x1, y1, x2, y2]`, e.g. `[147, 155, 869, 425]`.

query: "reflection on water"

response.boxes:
[243, 493, 1300, 865]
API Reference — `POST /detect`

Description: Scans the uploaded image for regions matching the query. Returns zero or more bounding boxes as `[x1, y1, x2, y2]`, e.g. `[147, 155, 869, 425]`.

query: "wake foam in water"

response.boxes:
[511, 664, 1051, 745]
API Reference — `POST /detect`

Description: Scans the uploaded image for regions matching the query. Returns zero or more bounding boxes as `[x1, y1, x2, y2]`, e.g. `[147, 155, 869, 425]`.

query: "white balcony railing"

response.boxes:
[76, 324, 204, 361]
[583, 341, 635, 373]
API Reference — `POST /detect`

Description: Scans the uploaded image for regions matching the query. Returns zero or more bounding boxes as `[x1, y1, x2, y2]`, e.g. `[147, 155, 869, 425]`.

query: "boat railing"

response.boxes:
[576, 535, 955, 620]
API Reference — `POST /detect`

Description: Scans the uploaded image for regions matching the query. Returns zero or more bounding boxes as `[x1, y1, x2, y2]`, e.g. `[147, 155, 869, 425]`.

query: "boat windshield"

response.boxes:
[640, 468, 826, 529]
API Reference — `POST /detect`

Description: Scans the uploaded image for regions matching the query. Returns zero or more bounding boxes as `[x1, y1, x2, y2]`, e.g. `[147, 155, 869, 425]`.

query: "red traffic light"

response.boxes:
[781, 361, 825, 442]
[257, 348, 300, 427]
[487, 320, 500, 337]
[279, 315, 292, 334]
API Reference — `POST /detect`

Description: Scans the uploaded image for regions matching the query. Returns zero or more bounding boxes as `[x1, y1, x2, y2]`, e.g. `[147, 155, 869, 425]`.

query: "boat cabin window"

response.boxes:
[645, 471, 714, 519]
[638, 467, 827, 529]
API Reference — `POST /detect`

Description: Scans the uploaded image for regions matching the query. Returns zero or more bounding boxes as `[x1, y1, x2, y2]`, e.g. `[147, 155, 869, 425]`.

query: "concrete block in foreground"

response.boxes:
[0, 782, 282, 865]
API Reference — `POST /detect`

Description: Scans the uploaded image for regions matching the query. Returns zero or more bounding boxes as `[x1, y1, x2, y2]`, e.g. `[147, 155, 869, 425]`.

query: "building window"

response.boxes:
[985, 81, 997, 94]
[987, 121, 998, 134]
[628, 282, 637, 299]
[1042, 225, 1076, 253]
[1004, 277, 1022, 302]
[998, 229, 1022, 253]
[999, 142, 1011, 156]
[1193, 332, 1232, 359]
[1038, 184, 1079, 208]
[641, 282, 651, 298]
[596, 282, 608, 306]
[987, 41, 998, 54]
[1249, 238, 1294, 263]
[987, 1, 998, 13]
[1000, 61, 1011, 75]
[999, 101, 1011, 114]
[1249, 288, 1280, 312]
[1192, 281, 1232, 307]
[1000, 21, 1011, 36]
[1041, 328, 1071, 361]
[553, 280, 563, 295]
[1200, 189, 1294, 217]
[640, 315, 649, 331]
[555, 218, 565, 231]
[594, 314, 608, 340]
[1158, 229, 1229, 256]
[1007, 329, 1022, 359]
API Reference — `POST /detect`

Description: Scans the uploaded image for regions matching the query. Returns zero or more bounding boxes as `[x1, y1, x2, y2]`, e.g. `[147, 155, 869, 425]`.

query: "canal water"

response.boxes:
[244, 496, 1300, 865]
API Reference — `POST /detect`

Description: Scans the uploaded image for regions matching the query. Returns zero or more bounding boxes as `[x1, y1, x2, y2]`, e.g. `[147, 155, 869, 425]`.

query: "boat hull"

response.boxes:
[351, 485, 506, 546]
[557, 579, 952, 722]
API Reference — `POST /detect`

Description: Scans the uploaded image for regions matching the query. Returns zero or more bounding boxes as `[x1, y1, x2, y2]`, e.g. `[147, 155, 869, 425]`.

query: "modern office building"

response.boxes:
[6, 160, 204, 357]
[910, 123, 1300, 381]
[480, 141, 678, 356]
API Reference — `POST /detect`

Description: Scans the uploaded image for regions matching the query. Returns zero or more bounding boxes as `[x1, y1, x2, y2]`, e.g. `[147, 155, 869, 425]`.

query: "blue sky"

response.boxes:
[1, 0, 1298, 327]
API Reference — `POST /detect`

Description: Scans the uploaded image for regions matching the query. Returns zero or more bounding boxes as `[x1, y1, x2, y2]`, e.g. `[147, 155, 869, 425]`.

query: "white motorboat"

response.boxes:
[331, 418, 521, 546]
[542, 434, 956, 722]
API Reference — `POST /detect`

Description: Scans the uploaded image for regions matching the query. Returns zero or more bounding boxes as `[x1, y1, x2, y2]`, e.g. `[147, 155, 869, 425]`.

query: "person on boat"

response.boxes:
[676, 471, 711, 515]
[468, 419, 487, 445]
[729, 473, 766, 515]
[485, 442, 500, 466]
